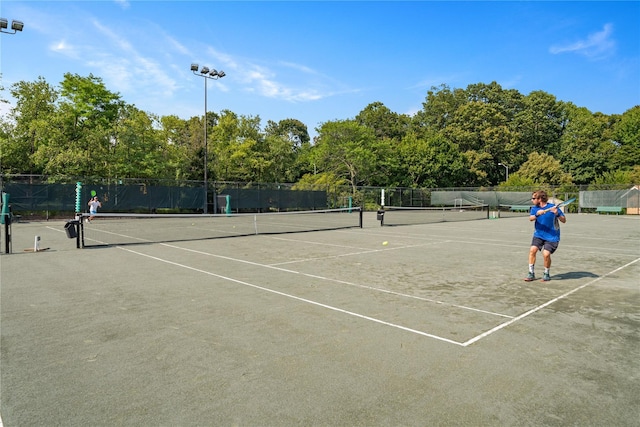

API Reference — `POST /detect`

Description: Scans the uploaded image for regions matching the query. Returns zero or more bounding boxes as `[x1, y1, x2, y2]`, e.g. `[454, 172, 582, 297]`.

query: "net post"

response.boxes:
[1, 193, 11, 254]
[359, 207, 363, 228]
[0, 192, 9, 225]
[77, 219, 82, 249]
[3, 215, 10, 254]
[75, 182, 83, 249]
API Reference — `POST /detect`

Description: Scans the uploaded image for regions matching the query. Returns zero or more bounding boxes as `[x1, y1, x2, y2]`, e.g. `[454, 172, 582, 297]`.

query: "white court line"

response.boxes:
[269, 241, 449, 266]
[150, 245, 639, 347]
[268, 236, 376, 251]
[70, 228, 639, 347]
[338, 227, 640, 256]
[160, 242, 513, 319]
[461, 257, 640, 347]
[117, 246, 465, 347]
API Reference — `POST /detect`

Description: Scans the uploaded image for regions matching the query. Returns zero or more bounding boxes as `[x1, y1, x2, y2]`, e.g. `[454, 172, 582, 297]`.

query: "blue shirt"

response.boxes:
[530, 204, 565, 242]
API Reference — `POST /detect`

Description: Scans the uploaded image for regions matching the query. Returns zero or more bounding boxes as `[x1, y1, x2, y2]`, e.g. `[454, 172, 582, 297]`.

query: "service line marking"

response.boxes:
[139, 245, 639, 346]
[160, 242, 512, 319]
[117, 245, 465, 347]
[121, 246, 639, 346]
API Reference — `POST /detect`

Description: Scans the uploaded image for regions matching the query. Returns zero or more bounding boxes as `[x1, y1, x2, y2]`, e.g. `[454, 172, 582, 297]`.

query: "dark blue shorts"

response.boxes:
[531, 237, 559, 254]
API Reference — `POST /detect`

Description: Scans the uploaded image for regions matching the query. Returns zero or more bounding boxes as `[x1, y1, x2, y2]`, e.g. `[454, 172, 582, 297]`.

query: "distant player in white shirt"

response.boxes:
[87, 196, 102, 222]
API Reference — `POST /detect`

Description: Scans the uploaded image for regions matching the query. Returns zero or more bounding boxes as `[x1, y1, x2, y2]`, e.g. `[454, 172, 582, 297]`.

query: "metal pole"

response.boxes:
[191, 64, 225, 214]
[498, 163, 509, 182]
[204, 77, 208, 214]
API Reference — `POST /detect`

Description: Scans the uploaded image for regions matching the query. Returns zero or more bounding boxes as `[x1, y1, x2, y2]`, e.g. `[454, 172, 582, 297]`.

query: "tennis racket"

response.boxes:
[540, 197, 576, 214]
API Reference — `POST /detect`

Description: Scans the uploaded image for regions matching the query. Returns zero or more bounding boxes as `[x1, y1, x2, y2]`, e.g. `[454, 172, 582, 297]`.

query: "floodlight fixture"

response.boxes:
[190, 63, 199, 71]
[200, 66, 210, 75]
[0, 18, 24, 34]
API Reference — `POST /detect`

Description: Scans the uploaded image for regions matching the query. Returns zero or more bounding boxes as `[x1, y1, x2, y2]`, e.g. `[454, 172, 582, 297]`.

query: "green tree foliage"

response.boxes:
[609, 106, 640, 171]
[511, 152, 572, 185]
[110, 106, 168, 179]
[158, 114, 198, 181]
[293, 171, 349, 191]
[558, 104, 617, 184]
[1, 73, 638, 188]
[5, 77, 58, 174]
[263, 118, 310, 182]
[413, 84, 467, 130]
[312, 120, 377, 194]
[592, 166, 640, 186]
[40, 74, 124, 178]
[397, 129, 468, 188]
[355, 101, 410, 141]
[265, 118, 310, 146]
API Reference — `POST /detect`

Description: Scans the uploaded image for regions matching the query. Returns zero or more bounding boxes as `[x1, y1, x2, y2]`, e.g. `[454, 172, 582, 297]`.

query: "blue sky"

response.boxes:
[1, 1, 639, 138]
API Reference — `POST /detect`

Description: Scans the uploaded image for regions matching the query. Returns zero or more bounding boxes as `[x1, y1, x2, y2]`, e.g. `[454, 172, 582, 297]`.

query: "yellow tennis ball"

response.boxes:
[382, 241, 388, 246]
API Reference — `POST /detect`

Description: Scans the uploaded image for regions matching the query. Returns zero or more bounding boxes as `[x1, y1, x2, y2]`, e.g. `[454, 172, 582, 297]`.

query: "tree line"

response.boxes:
[1, 73, 638, 191]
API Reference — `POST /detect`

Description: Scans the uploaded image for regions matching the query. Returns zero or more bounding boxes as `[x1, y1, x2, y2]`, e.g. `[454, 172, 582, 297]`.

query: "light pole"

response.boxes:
[498, 162, 509, 182]
[1, 18, 23, 186]
[0, 18, 24, 34]
[190, 64, 225, 213]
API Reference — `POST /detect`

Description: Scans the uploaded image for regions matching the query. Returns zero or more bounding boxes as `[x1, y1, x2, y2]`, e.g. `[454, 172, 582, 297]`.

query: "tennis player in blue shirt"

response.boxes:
[525, 190, 566, 282]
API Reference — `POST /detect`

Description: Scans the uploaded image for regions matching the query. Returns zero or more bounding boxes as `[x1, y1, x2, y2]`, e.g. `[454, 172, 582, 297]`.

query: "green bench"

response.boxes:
[596, 206, 623, 215]
[509, 205, 531, 212]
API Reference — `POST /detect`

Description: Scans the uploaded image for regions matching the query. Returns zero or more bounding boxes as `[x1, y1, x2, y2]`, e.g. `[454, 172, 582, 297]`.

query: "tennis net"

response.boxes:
[497, 204, 532, 218]
[79, 207, 362, 247]
[379, 205, 489, 226]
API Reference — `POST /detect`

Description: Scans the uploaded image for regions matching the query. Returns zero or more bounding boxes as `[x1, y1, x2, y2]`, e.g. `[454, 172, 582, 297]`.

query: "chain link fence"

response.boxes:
[1, 175, 637, 218]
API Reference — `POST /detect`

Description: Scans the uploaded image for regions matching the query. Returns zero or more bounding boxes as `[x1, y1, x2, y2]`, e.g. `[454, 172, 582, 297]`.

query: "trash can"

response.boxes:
[64, 220, 78, 239]
[376, 210, 384, 221]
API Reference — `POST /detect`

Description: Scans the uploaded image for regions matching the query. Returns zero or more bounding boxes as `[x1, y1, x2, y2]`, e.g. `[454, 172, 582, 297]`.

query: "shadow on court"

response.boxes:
[552, 271, 600, 280]
[1, 213, 639, 426]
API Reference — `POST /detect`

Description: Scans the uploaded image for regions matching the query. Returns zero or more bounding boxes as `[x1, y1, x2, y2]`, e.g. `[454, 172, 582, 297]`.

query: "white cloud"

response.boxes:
[87, 19, 180, 99]
[279, 61, 317, 75]
[203, 48, 341, 103]
[114, 0, 130, 10]
[49, 39, 81, 60]
[550, 23, 616, 60]
[165, 35, 191, 57]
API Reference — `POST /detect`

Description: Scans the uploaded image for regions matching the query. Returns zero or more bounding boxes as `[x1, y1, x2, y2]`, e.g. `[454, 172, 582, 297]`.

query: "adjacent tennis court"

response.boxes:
[1, 211, 638, 425]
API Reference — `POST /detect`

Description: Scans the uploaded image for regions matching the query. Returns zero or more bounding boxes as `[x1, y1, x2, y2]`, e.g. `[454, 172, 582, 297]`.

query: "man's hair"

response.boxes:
[534, 190, 548, 203]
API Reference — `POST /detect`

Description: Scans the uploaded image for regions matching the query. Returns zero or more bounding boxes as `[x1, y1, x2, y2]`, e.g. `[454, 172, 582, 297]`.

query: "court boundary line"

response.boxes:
[268, 239, 452, 266]
[338, 228, 640, 257]
[123, 244, 639, 347]
[117, 245, 466, 347]
[160, 242, 514, 319]
[48, 219, 640, 346]
[461, 257, 640, 346]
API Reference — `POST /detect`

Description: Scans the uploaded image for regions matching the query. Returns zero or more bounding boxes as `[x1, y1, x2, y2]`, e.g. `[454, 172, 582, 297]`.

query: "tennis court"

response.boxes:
[1, 211, 638, 426]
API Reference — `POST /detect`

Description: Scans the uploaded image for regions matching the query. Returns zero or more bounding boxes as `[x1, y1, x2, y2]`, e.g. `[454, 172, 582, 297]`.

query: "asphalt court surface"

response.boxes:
[1, 212, 639, 425]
